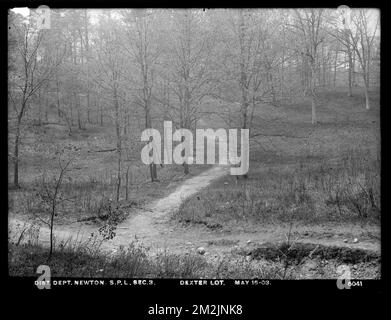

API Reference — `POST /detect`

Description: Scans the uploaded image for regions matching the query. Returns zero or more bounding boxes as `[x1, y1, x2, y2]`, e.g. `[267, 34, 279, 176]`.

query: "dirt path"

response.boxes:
[9, 165, 230, 251]
[9, 163, 380, 257]
[105, 165, 229, 250]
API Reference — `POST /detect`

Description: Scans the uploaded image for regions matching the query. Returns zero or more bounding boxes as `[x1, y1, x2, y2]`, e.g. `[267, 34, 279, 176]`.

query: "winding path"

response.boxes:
[9, 163, 380, 256]
[9, 165, 230, 252]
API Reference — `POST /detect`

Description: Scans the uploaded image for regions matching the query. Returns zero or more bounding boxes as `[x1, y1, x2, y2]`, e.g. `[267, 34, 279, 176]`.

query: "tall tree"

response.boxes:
[8, 11, 64, 187]
[122, 9, 161, 181]
[291, 9, 326, 125]
[164, 10, 215, 174]
[347, 9, 379, 110]
[94, 12, 126, 200]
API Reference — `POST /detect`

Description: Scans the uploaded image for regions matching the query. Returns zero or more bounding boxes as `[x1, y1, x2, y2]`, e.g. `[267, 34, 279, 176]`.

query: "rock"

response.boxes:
[186, 242, 192, 245]
[353, 264, 358, 269]
[353, 238, 359, 243]
[245, 256, 251, 262]
[197, 247, 206, 255]
[304, 260, 317, 271]
[343, 239, 348, 243]
[224, 182, 228, 185]
[247, 240, 252, 244]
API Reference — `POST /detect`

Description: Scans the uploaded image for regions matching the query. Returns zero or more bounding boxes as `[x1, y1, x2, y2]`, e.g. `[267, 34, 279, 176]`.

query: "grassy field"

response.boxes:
[174, 88, 380, 229]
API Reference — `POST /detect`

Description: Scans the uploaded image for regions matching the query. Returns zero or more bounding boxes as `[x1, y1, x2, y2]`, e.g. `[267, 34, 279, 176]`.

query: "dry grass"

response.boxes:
[8, 122, 211, 224]
[174, 89, 380, 227]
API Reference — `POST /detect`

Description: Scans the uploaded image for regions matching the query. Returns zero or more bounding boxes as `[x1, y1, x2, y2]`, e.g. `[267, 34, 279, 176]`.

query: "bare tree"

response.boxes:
[155, 10, 216, 175]
[94, 13, 126, 201]
[36, 156, 73, 259]
[347, 9, 379, 110]
[122, 9, 160, 181]
[9, 15, 64, 187]
[291, 9, 326, 125]
[329, 10, 356, 97]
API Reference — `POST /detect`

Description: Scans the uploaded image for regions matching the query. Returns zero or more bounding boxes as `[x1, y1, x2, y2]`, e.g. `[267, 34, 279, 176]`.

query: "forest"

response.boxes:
[8, 8, 380, 280]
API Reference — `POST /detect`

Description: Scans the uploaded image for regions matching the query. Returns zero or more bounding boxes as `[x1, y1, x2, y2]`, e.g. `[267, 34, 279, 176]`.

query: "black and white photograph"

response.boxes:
[7, 4, 381, 292]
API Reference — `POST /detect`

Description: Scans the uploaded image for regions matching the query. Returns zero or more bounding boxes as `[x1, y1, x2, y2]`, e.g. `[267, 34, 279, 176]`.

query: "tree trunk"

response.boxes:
[311, 94, 317, 125]
[239, 11, 249, 130]
[75, 93, 82, 130]
[145, 102, 157, 181]
[56, 75, 61, 119]
[77, 108, 82, 130]
[321, 42, 326, 86]
[70, 101, 74, 126]
[148, 156, 157, 181]
[45, 95, 49, 122]
[116, 155, 121, 201]
[100, 103, 104, 126]
[150, 163, 157, 181]
[280, 30, 285, 99]
[183, 163, 189, 175]
[181, 135, 190, 175]
[13, 122, 21, 188]
[348, 51, 352, 97]
[83, 10, 92, 124]
[125, 165, 130, 201]
[364, 82, 370, 110]
[334, 49, 338, 88]
[310, 64, 317, 125]
[352, 50, 356, 86]
[38, 90, 42, 125]
[49, 203, 55, 258]
[114, 86, 122, 201]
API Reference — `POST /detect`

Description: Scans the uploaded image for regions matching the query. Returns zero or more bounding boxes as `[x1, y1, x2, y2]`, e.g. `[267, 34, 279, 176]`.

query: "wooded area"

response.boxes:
[8, 8, 381, 280]
[8, 8, 380, 187]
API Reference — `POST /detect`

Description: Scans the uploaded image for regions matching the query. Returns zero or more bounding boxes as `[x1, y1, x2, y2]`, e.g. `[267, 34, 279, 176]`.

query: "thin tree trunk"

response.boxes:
[56, 75, 61, 118]
[49, 203, 55, 258]
[310, 64, 317, 125]
[280, 26, 285, 99]
[100, 103, 104, 126]
[348, 51, 352, 97]
[352, 50, 356, 86]
[239, 11, 249, 130]
[114, 86, 122, 201]
[76, 93, 82, 130]
[13, 121, 21, 188]
[84, 10, 92, 124]
[125, 165, 130, 201]
[45, 94, 49, 122]
[38, 89, 42, 125]
[311, 94, 317, 124]
[181, 135, 190, 175]
[364, 80, 370, 110]
[117, 155, 121, 201]
[334, 49, 338, 88]
[70, 100, 74, 126]
[145, 105, 157, 181]
[321, 42, 326, 86]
